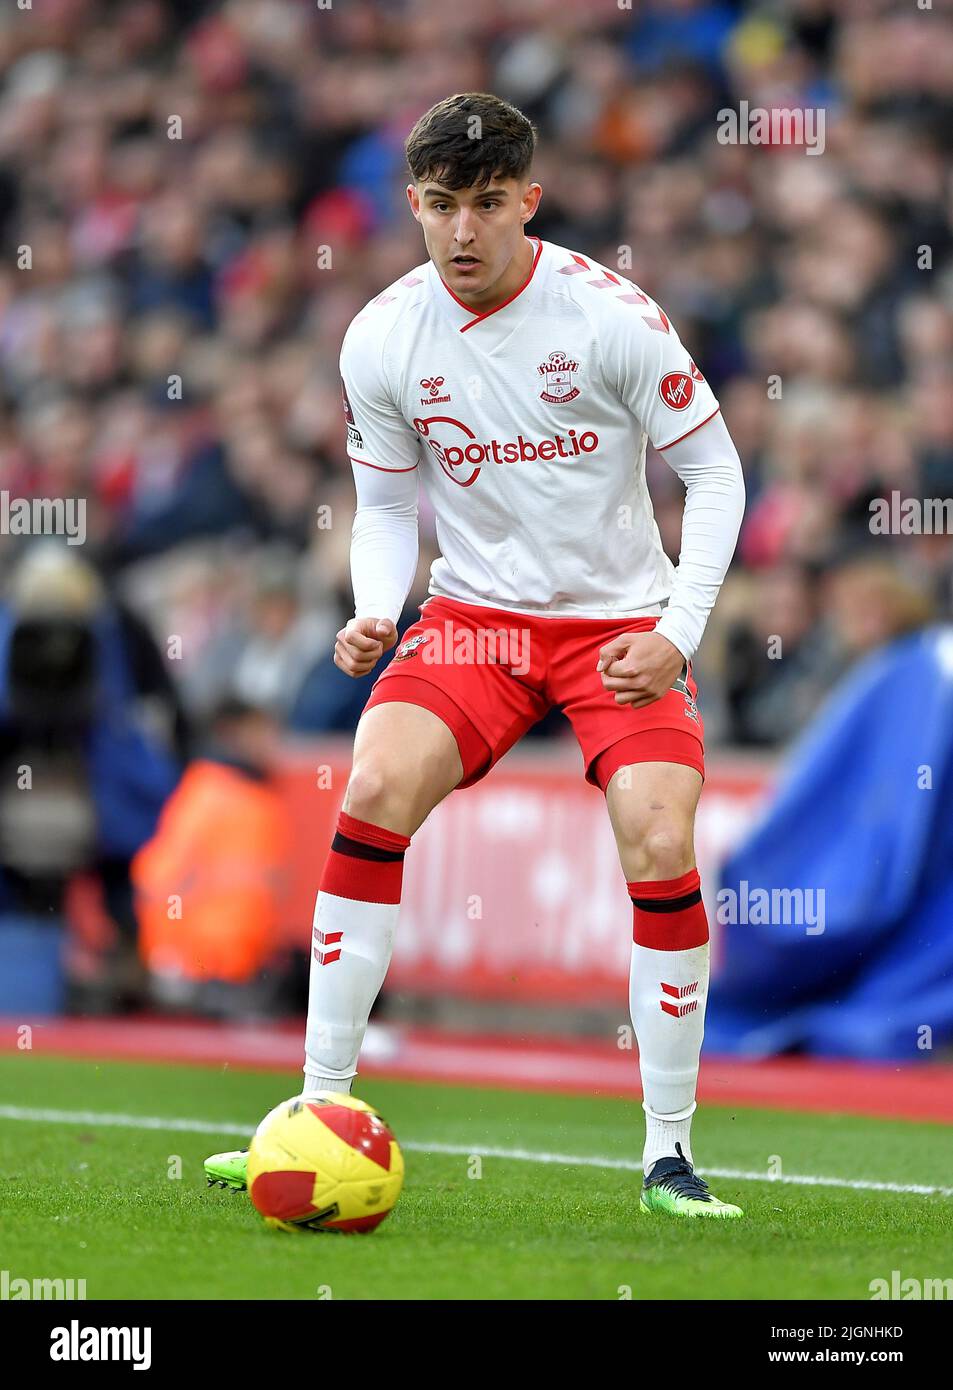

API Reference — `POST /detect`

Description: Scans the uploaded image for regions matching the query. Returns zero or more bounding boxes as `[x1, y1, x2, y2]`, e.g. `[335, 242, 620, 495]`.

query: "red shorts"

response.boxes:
[362, 595, 705, 793]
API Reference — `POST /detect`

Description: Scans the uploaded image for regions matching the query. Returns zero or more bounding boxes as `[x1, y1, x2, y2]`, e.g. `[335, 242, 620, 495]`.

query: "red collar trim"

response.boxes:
[438, 236, 543, 333]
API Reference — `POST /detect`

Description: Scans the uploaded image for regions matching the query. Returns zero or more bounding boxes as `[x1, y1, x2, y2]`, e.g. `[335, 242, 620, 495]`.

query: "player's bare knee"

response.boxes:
[343, 756, 451, 835]
[342, 763, 397, 826]
[629, 825, 695, 882]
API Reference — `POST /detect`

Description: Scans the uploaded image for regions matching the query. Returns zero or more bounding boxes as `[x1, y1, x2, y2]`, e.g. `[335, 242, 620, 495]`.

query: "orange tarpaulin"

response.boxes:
[133, 760, 291, 983]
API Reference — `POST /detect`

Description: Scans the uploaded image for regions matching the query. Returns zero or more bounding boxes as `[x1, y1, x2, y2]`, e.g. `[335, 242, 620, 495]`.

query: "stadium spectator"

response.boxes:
[0, 543, 184, 1008]
[132, 695, 292, 1016]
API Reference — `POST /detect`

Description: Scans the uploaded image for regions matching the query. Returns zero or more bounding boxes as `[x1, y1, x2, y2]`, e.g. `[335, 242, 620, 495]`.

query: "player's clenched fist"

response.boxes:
[595, 630, 686, 707]
[335, 617, 398, 677]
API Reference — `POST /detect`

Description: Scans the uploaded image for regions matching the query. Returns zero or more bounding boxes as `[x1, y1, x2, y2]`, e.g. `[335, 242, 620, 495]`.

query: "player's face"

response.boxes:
[407, 175, 542, 306]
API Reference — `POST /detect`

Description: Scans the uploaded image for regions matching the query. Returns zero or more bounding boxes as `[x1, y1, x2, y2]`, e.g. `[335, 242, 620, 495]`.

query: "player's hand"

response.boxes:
[596, 631, 687, 708]
[334, 617, 398, 678]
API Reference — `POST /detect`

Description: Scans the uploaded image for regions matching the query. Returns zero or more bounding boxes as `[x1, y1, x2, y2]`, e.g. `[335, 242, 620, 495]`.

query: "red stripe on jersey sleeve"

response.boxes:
[348, 455, 418, 472]
[656, 407, 721, 452]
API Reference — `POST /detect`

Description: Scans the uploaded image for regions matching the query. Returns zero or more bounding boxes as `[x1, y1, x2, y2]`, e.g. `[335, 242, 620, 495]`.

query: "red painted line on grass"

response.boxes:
[5, 1016, 952, 1124]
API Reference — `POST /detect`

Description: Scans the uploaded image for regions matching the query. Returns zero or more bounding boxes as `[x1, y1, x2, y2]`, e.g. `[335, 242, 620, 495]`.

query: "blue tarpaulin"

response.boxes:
[707, 625, 953, 1060]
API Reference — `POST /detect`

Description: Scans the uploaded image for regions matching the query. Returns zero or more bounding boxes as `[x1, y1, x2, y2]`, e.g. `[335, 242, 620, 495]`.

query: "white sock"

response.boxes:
[303, 889, 398, 1091]
[629, 938, 710, 1176]
[302, 1076, 352, 1095]
[642, 1100, 696, 1177]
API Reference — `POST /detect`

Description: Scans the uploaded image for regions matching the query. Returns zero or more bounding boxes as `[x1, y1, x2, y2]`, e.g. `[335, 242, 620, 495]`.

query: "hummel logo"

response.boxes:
[313, 928, 342, 966]
[420, 375, 452, 405]
[660, 981, 699, 1017]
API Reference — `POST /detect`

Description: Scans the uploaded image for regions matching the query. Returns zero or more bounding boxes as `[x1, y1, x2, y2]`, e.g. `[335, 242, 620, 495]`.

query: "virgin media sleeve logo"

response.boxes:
[658, 371, 695, 411]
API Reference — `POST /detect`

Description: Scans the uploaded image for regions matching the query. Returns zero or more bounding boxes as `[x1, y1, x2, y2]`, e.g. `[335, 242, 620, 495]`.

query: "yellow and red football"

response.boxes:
[247, 1093, 404, 1234]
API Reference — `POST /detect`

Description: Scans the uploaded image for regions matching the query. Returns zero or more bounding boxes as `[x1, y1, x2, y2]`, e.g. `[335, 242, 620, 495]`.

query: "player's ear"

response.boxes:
[406, 184, 421, 220]
[520, 181, 542, 225]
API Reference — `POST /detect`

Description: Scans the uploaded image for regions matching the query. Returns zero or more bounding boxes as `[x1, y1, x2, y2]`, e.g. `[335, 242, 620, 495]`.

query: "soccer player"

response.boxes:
[206, 92, 746, 1218]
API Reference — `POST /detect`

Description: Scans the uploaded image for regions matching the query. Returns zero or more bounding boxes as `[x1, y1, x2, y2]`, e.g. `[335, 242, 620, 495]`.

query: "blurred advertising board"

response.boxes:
[275, 740, 775, 1005]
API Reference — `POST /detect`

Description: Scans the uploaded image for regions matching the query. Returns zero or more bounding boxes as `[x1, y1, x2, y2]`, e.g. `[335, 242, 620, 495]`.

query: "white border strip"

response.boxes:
[2, 1104, 950, 1198]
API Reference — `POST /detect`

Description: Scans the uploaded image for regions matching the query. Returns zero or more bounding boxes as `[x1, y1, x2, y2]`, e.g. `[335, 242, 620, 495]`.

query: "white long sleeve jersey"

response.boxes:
[343, 235, 745, 662]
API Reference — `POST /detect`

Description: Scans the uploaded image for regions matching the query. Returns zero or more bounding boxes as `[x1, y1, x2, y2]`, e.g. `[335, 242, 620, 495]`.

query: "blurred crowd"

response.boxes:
[0, 0, 950, 1017]
[0, 0, 952, 1004]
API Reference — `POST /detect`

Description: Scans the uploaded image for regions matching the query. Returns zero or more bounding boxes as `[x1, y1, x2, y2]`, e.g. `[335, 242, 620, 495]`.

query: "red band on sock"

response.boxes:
[320, 811, 411, 904]
[628, 868, 699, 901]
[628, 868, 709, 950]
[336, 810, 411, 853]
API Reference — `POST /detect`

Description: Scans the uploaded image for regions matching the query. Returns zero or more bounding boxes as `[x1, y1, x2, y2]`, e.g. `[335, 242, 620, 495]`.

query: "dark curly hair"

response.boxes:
[405, 92, 537, 191]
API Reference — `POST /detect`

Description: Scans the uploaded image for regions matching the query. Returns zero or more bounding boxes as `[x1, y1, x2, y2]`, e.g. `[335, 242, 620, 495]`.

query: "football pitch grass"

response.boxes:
[2, 1056, 951, 1301]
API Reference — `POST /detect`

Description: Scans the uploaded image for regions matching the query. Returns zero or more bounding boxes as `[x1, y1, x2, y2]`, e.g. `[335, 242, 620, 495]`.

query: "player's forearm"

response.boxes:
[350, 506, 418, 625]
[349, 460, 420, 625]
[653, 413, 746, 663]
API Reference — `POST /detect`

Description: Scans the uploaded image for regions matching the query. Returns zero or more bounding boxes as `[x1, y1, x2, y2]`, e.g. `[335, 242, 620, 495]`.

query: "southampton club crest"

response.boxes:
[394, 632, 430, 663]
[537, 350, 580, 405]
